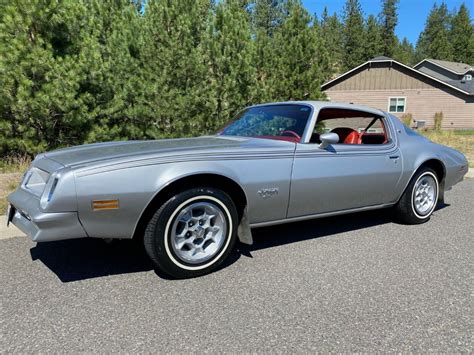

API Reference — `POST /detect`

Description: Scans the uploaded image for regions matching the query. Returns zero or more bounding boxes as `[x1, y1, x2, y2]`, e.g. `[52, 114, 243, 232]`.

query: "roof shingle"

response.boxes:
[422, 59, 473, 74]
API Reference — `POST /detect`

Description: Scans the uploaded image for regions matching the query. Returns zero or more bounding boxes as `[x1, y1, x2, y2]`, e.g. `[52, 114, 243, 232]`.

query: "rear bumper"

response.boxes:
[7, 188, 87, 242]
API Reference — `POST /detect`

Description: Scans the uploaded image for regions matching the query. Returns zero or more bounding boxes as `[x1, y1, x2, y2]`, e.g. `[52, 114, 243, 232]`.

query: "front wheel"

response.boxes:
[143, 187, 238, 278]
[394, 168, 439, 224]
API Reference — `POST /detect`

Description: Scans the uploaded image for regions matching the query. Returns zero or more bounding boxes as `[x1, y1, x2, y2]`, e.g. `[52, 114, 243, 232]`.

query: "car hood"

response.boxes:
[41, 136, 294, 168]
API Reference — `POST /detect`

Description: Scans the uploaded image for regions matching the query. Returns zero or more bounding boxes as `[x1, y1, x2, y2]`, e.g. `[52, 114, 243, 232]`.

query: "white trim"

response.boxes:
[414, 59, 473, 75]
[387, 96, 406, 113]
[321, 59, 472, 96]
[164, 195, 233, 271]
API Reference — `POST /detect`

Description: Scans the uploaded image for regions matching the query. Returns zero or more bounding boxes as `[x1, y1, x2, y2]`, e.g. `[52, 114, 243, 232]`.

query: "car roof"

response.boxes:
[249, 101, 386, 117]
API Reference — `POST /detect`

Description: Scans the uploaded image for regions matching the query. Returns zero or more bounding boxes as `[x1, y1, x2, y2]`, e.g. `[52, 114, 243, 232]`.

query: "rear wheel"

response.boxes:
[143, 187, 238, 278]
[394, 168, 439, 224]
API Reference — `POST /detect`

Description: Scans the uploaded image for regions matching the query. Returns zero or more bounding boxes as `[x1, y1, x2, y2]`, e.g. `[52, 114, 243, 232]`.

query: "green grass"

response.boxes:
[450, 130, 474, 136]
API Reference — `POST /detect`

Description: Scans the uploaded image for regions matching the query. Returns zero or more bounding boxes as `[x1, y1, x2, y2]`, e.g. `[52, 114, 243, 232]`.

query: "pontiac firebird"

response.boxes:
[7, 102, 468, 278]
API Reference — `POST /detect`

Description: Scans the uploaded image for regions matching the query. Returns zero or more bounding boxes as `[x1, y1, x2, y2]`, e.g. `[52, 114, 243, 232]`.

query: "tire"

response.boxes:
[143, 187, 238, 278]
[394, 167, 439, 224]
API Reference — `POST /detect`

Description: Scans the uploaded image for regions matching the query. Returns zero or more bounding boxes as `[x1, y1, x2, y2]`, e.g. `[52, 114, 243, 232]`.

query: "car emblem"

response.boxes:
[258, 188, 279, 199]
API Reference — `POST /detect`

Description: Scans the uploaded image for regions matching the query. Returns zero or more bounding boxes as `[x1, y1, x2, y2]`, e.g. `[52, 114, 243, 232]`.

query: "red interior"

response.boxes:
[330, 127, 360, 144]
[318, 108, 389, 145]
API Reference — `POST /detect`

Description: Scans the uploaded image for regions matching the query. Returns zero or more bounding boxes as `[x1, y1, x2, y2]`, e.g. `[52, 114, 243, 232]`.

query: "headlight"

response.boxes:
[22, 167, 50, 197]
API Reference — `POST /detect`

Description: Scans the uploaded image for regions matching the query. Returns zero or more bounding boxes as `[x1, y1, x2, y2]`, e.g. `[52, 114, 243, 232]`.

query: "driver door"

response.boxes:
[287, 108, 403, 218]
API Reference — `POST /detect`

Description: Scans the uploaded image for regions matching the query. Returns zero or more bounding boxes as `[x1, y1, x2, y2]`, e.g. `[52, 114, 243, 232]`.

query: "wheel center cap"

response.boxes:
[196, 226, 205, 237]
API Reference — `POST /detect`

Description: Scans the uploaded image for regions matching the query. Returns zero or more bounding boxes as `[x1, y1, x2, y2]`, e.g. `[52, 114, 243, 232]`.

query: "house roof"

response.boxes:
[414, 59, 473, 75]
[321, 57, 473, 95]
[445, 79, 474, 94]
[370, 55, 393, 61]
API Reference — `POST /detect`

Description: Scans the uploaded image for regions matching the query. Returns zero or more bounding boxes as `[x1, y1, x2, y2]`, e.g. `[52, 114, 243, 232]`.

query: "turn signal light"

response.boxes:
[92, 199, 119, 211]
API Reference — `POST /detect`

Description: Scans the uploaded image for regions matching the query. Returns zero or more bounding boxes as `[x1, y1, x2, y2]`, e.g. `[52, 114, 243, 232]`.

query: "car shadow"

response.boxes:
[29, 205, 449, 282]
[30, 238, 155, 282]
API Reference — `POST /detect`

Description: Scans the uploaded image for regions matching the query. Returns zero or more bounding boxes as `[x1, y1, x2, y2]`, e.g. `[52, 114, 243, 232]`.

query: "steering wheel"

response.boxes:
[280, 130, 301, 140]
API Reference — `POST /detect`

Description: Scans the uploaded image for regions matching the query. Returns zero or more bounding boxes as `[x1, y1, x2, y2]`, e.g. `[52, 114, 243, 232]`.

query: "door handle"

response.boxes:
[389, 155, 399, 159]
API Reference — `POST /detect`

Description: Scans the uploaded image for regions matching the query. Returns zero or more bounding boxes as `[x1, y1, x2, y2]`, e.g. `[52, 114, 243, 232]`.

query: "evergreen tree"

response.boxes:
[270, 0, 329, 101]
[251, 0, 286, 102]
[364, 14, 383, 59]
[320, 7, 344, 75]
[416, 3, 453, 61]
[5, 0, 472, 158]
[379, 0, 399, 57]
[205, 0, 256, 127]
[393, 37, 416, 65]
[142, 0, 213, 136]
[0, 0, 93, 154]
[450, 3, 474, 64]
[342, 0, 365, 71]
[252, 0, 286, 36]
[82, 0, 149, 142]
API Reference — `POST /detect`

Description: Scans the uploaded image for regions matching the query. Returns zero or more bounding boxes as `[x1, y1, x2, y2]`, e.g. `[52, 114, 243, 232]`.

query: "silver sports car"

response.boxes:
[8, 101, 469, 278]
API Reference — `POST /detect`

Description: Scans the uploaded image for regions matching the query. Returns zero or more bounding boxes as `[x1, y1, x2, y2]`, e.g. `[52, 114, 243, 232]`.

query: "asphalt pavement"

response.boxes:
[1, 179, 473, 352]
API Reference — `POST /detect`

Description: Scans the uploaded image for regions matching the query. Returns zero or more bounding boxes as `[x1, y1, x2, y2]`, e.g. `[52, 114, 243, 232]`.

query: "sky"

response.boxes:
[302, 0, 474, 45]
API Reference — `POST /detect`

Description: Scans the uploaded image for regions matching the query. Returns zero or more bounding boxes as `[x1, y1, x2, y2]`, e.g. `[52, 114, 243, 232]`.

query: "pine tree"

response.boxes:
[364, 15, 383, 60]
[251, 0, 286, 102]
[141, 0, 212, 136]
[252, 0, 286, 36]
[379, 0, 399, 57]
[320, 7, 344, 75]
[342, 0, 365, 71]
[450, 3, 474, 64]
[82, 0, 149, 142]
[0, 0, 93, 154]
[205, 0, 256, 127]
[393, 37, 416, 65]
[270, 0, 329, 101]
[416, 3, 453, 61]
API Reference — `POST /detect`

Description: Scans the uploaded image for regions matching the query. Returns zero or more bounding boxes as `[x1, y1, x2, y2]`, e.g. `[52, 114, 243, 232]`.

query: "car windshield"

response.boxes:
[218, 104, 312, 142]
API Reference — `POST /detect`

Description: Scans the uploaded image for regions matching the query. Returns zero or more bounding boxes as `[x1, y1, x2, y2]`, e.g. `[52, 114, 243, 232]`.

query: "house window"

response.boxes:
[388, 97, 406, 113]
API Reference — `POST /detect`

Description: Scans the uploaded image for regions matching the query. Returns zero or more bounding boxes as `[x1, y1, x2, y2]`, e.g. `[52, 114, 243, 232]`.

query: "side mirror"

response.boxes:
[319, 132, 339, 149]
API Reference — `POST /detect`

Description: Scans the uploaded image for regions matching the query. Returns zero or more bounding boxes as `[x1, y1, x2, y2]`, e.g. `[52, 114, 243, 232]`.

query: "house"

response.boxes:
[321, 56, 474, 129]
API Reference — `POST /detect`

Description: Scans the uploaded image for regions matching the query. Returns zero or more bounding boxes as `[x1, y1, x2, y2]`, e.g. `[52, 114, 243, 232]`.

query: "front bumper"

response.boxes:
[7, 188, 87, 242]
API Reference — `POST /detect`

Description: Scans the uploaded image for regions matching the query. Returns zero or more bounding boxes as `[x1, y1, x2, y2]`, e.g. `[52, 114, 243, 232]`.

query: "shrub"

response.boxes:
[401, 113, 413, 127]
[434, 112, 443, 131]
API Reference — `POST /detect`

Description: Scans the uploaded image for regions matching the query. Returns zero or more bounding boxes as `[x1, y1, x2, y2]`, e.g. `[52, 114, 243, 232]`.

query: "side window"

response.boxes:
[310, 108, 388, 145]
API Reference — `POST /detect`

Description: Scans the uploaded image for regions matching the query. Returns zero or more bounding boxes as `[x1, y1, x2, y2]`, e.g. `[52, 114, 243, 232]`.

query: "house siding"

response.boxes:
[325, 88, 474, 129]
[323, 63, 474, 129]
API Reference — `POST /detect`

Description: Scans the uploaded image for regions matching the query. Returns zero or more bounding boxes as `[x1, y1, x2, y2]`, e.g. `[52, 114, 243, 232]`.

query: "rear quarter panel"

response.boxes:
[393, 117, 467, 200]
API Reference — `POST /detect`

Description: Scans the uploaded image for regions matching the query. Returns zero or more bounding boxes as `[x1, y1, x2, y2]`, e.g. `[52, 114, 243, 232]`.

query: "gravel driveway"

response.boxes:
[1, 179, 472, 352]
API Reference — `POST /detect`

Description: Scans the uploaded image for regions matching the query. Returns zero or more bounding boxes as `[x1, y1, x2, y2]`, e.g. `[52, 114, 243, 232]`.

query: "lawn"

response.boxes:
[0, 130, 472, 215]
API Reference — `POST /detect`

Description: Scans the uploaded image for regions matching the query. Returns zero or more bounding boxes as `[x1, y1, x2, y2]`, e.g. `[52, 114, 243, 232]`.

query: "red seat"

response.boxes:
[330, 127, 360, 144]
